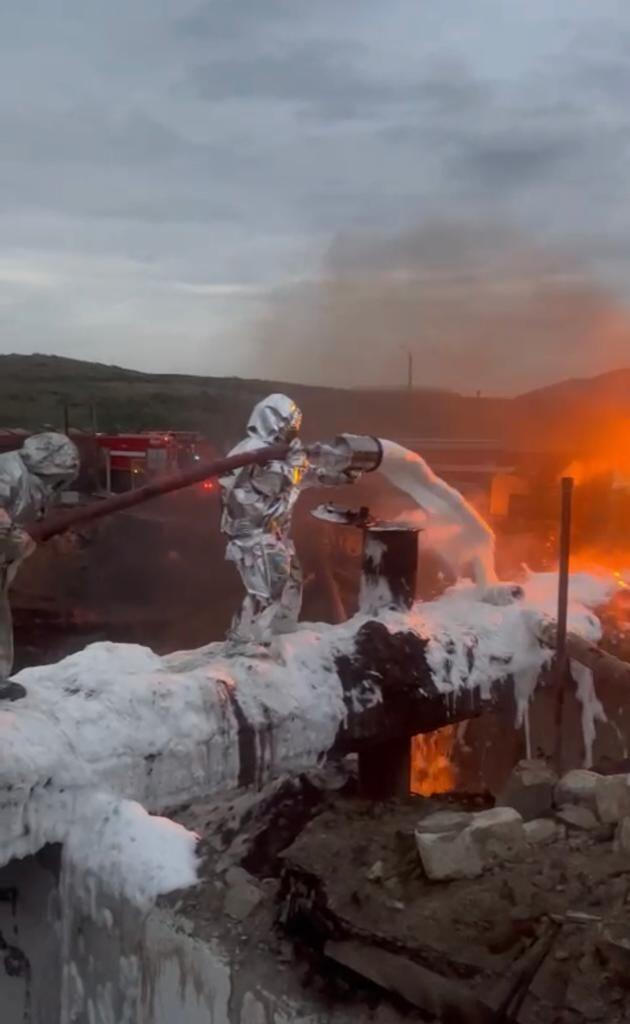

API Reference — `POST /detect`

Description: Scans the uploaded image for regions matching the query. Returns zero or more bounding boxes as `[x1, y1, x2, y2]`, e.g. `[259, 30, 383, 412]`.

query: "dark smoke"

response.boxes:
[253, 222, 630, 395]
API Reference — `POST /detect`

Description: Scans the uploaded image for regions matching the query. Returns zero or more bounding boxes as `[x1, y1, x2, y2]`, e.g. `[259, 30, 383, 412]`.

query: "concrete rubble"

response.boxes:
[132, 756, 630, 1024]
[496, 758, 558, 820]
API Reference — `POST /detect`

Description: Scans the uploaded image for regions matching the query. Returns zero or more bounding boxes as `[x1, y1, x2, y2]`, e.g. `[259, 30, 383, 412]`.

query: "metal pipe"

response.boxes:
[28, 443, 290, 543]
[554, 476, 573, 771]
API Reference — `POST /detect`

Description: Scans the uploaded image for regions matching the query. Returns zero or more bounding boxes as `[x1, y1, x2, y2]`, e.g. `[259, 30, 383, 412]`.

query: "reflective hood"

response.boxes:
[246, 394, 302, 444]
[20, 433, 80, 488]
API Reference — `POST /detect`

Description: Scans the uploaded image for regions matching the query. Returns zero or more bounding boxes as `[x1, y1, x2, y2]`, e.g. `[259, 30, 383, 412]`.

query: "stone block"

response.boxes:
[554, 770, 599, 811]
[415, 811, 472, 835]
[598, 922, 630, 984]
[555, 805, 599, 831]
[615, 816, 630, 854]
[524, 818, 558, 845]
[367, 860, 384, 881]
[224, 867, 264, 921]
[594, 774, 630, 824]
[468, 806, 525, 860]
[496, 759, 558, 821]
[415, 826, 483, 881]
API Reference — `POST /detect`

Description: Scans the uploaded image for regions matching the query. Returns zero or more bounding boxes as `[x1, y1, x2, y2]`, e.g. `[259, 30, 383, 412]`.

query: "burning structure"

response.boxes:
[1, 425, 630, 1022]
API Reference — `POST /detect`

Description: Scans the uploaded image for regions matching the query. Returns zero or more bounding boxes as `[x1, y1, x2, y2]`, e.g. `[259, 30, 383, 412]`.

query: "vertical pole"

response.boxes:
[105, 450, 112, 494]
[358, 524, 419, 798]
[554, 476, 573, 772]
[90, 403, 98, 435]
[359, 527, 419, 616]
[62, 403, 70, 435]
[407, 351, 413, 391]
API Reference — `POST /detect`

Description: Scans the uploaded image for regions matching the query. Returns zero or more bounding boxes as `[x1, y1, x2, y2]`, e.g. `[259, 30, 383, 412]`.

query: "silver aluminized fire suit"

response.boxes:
[220, 394, 357, 644]
[0, 433, 80, 696]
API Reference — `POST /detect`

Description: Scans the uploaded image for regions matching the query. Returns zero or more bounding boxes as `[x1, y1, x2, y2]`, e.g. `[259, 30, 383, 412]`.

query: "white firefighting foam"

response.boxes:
[0, 568, 617, 911]
[378, 439, 497, 589]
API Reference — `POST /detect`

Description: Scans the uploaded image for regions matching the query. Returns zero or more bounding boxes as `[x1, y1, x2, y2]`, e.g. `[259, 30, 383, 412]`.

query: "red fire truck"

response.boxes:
[96, 432, 208, 493]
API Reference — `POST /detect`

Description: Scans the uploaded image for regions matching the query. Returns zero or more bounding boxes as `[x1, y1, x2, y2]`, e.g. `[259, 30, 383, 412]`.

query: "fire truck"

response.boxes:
[94, 430, 223, 497]
[0, 428, 212, 496]
[96, 432, 200, 493]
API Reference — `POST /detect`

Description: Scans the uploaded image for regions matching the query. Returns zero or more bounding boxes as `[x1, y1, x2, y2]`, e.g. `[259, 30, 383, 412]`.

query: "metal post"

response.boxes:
[554, 476, 573, 772]
[359, 525, 419, 616]
[62, 403, 70, 435]
[407, 351, 413, 391]
[358, 523, 420, 797]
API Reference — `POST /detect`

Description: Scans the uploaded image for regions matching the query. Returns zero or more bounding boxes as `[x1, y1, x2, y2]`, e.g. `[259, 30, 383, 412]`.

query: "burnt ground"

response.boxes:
[165, 767, 630, 1024]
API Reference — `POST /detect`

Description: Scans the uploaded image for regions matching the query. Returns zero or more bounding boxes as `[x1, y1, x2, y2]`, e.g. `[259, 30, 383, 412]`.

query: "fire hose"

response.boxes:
[26, 433, 383, 544]
[27, 443, 290, 544]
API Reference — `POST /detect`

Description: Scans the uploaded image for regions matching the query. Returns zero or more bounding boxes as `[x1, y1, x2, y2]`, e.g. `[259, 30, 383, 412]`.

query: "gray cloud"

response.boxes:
[189, 39, 402, 119]
[451, 130, 586, 190]
[0, 0, 630, 387]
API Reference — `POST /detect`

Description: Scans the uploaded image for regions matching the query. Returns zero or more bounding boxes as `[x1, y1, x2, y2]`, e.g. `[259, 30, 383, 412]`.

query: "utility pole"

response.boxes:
[407, 350, 413, 391]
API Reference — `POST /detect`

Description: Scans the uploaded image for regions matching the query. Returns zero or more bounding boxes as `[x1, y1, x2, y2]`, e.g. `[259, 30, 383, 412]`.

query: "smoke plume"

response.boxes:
[253, 222, 630, 395]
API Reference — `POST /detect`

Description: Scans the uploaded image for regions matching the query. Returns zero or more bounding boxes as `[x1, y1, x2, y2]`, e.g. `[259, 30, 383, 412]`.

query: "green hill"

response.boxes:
[1, 353, 629, 452]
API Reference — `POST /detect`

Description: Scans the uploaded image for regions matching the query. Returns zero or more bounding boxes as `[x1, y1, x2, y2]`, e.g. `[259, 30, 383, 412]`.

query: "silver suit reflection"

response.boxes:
[219, 395, 357, 644]
[0, 433, 80, 683]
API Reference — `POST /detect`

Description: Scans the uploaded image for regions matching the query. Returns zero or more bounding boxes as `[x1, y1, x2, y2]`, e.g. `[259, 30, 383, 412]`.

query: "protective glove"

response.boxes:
[0, 522, 36, 566]
[306, 440, 345, 473]
[285, 438, 309, 471]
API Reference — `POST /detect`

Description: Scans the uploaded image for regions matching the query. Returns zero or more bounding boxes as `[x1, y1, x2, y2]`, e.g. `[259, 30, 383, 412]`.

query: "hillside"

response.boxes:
[1, 354, 629, 452]
[517, 368, 630, 409]
[0, 353, 509, 448]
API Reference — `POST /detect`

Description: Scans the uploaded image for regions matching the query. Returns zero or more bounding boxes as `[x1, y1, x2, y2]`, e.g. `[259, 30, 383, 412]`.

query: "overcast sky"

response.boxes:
[2, 1, 630, 392]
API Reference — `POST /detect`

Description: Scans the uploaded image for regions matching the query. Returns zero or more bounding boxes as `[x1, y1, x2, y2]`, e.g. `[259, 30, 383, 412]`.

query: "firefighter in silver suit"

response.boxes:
[0, 433, 80, 699]
[220, 394, 358, 645]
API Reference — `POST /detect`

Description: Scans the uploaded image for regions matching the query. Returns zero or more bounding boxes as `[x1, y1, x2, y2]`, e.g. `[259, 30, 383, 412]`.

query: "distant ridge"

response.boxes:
[1, 354, 628, 452]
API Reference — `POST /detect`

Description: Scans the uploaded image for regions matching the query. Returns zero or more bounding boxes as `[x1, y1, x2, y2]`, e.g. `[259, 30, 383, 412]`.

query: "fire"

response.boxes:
[566, 547, 630, 587]
[561, 417, 630, 488]
[410, 725, 457, 796]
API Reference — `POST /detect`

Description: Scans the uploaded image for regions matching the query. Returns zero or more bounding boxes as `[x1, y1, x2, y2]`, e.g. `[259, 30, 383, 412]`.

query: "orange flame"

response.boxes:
[561, 417, 630, 488]
[410, 725, 457, 796]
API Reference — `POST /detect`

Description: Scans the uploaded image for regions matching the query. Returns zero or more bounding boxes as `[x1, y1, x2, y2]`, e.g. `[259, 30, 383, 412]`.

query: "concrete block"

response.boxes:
[555, 805, 599, 831]
[598, 922, 630, 985]
[224, 867, 263, 921]
[415, 811, 472, 835]
[415, 827, 483, 881]
[468, 807, 525, 860]
[554, 770, 599, 811]
[594, 774, 630, 825]
[524, 818, 558, 845]
[615, 816, 630, 854]
[497, 759, 558, 821]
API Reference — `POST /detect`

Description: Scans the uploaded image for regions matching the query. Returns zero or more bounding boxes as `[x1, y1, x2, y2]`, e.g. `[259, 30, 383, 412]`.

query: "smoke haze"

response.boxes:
[253, 223, 630, 394]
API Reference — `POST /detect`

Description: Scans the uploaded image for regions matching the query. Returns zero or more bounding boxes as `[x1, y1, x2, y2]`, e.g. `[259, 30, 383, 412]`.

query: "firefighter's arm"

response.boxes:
[0, 508, 36, 566]
[308, 467, 360, 487]
[295, 442, 361, 488]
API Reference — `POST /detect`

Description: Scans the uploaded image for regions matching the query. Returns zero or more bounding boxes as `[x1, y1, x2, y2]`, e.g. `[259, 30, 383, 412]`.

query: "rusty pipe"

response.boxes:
[28, 443, 290, 543]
